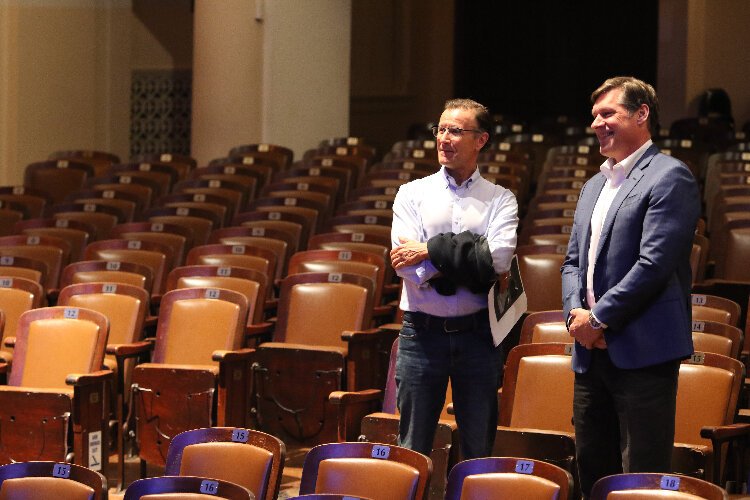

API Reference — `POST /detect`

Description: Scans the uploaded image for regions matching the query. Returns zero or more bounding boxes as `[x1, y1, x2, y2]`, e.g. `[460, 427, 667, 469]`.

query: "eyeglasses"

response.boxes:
[431, 125, 484, 138]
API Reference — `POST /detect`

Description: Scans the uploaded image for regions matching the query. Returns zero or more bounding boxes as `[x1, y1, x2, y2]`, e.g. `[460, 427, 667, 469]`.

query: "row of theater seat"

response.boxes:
[0, 437, 726, 499]
[0, 121, 748, 498]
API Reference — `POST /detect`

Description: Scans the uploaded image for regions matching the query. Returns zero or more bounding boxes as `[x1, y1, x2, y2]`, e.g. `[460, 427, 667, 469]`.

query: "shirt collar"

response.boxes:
[600, 139, 652, 187]
[441, 166, 480, 190]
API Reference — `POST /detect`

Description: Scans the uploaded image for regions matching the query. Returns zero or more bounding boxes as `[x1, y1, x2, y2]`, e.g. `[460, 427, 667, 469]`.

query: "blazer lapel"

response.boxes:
[580, 175, 606, 271]
[595, 145, 659, 260]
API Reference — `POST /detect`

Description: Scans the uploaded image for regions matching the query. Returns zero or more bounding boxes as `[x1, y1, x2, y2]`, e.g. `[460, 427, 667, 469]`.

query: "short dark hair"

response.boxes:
[591, 77, 660, 136]
[444, 98, 492, 146]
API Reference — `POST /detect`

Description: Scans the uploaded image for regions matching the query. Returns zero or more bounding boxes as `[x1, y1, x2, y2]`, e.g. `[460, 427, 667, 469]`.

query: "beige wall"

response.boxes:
[693, 0, 750, 125]
[659, 0, 750, 127]
[192, 0, 351, 164]
[0, 0, 131, 184]
[262, 0, 351, 161]
[191, 0, 264, 164]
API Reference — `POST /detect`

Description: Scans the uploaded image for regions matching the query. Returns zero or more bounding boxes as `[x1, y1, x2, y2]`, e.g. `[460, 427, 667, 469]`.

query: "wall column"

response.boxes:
[191, 0, 264, 165]
[192, 0, 351, 164]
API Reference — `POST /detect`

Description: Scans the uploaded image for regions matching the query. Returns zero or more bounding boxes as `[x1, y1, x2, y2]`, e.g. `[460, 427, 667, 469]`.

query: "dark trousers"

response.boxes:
[395, 310, 504, 459]
[573, 349, 680, 498]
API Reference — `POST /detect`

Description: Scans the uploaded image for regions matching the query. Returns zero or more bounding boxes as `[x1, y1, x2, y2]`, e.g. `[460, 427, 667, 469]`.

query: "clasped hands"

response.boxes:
[391, 236, 429, 269]
[568, 308, 607, 350]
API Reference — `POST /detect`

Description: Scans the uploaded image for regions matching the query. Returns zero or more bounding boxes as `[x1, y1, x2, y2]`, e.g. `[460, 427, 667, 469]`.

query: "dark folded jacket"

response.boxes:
[426, 230, 496, 296]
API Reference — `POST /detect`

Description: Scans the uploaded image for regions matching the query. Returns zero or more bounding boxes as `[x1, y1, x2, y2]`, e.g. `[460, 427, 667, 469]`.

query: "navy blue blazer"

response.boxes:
[561, 144, 701, 372]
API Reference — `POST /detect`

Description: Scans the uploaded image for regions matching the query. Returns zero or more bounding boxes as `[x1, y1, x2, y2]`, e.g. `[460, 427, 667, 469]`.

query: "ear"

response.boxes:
[476, 131, 489, 151]
[636, 104, 650, 126]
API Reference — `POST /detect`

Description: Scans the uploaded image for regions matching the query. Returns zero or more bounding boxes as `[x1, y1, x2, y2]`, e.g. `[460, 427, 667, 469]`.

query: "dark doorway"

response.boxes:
[454, 1, 658, 125]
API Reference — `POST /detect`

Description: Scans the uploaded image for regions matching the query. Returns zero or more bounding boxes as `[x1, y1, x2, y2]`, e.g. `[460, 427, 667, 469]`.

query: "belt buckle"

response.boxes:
[443, 318, 460, 333]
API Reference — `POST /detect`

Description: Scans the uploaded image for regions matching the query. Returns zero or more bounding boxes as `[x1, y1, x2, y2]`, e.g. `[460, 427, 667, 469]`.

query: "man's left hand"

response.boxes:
[391, 236, 429, 269]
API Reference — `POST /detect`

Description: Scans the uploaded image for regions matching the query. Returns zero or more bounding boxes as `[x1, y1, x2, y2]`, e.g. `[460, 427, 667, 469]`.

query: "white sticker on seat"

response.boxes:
[660, 475, 680, 490]
[200, 479, 219, 495]
[52, 463, 71, 478]
[232, 428, 249, 442]
[371, 444, 390, 459]
[515, 459, 534, 474]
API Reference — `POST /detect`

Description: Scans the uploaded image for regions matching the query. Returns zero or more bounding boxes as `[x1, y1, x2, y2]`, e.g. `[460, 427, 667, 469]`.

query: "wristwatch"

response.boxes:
[588, 311, 604, 330]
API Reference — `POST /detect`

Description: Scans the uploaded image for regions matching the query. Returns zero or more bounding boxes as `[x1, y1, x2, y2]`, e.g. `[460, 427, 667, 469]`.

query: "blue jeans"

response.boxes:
[395, 310, 504, 459]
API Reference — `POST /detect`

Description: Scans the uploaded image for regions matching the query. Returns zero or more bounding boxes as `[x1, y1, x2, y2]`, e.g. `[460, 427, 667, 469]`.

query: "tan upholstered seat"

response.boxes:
[23, 160, 93, 204]
[691, 294, 741, 326]
[520, 310, 568, 344]
[124, 475, 253, 500]
[0, 307, 111, 468]
[252, 273, 396, 446]
[167, 264, 269, 326]
[84, 238, 173, 295]
[131, 288, 252, 469]
[516, 245, 567, 313]
[210, 226, 294, 280]
[0, 234, 71, 291]
[165, 427, 285, 500]
[489, 344, 578, 493]
[589, 473, 726, 500]
[445, 456, 571, 500]
[0, 276, 44, 364]
[670, 352, 746, 485]
[60, 259, 154, 295]
[298, 442, 431, 500]
[0, 461, 107, 500]
[186, 244, 275, 287]
[58, 282, 150, 489]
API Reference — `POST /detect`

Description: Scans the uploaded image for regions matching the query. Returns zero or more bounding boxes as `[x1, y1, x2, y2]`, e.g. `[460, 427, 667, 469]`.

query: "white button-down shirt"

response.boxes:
[392, 166, 518, 317]
[586, 140, 653, 308]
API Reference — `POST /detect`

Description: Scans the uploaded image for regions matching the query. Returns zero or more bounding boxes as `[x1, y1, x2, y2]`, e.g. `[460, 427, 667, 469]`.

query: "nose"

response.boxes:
[591, 115, 603, 129]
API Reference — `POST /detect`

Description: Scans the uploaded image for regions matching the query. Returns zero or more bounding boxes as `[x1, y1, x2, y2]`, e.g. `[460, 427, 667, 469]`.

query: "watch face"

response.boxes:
[589, 313, 601, 329]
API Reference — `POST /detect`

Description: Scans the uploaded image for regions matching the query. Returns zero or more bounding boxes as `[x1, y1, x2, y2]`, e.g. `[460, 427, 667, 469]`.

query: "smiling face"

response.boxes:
[591, 87, 651, 163]
[436, 107, 488, 184]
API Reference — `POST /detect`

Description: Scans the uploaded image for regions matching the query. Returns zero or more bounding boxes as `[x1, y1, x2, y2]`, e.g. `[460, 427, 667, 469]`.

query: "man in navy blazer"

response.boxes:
[561, 77, 700, 497]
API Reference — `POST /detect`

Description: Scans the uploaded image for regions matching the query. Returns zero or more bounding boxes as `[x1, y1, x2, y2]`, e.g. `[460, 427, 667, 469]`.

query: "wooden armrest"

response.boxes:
[3, 337, 15, 349]
[341, 328, 387, 341]
[212, 347, 255, 362]
[106, 341, 154, 357]
[150, 293, 162, 307]
[246, 322, 274, 339]
[329, 388, 383, 406]
[330, 388, 385, 441]
[700, 423, 750, 441]
[700, 423, 750, 485]
[264, 297, 278, 310]
[66, 369, 114, 386]
[143, 315, 158, 329]
[377, 323, 402, 333]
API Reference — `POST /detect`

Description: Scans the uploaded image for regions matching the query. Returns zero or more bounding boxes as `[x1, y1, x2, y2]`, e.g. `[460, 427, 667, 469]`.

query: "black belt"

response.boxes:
[403, 309, 488, 333]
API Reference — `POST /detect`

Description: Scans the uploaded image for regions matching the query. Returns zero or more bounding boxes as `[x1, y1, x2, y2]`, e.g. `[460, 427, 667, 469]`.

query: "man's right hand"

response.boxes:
[568, 308, 606, 350]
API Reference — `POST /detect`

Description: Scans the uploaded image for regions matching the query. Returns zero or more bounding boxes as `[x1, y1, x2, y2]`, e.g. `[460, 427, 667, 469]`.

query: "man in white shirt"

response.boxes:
[562, 77, 700, 497]
[390, 99, 518, 458]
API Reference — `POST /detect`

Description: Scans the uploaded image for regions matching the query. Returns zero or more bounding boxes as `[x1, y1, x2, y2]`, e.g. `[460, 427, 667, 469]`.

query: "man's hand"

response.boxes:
[568, 308, 607, 350]
[391, 236, 429, 269]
